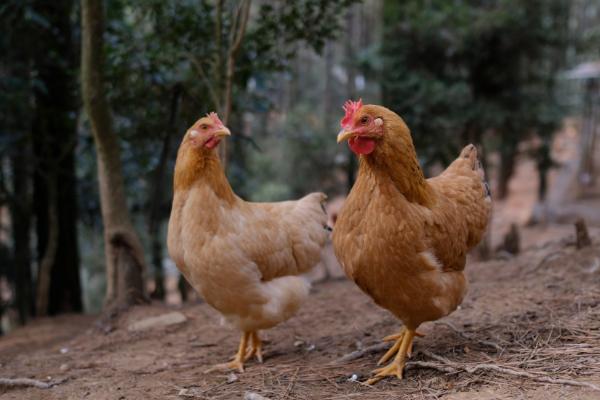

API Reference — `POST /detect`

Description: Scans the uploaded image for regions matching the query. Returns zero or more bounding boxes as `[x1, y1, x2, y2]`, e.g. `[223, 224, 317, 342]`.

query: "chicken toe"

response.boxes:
[367, 329, 416, 384]
[205, 332, 249, 373]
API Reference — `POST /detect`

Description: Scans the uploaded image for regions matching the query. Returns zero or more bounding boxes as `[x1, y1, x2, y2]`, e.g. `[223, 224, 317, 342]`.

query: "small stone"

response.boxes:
[226, 373, 238, 383]
[244, 392, 270, 400]
[128, 312, 187, 332]
[59, 363, 70, 372]
[60, 347, 69, 354]
[293, 340, 304, 347]
[306, 344, 316, 351]
[348, 374, 359, 382]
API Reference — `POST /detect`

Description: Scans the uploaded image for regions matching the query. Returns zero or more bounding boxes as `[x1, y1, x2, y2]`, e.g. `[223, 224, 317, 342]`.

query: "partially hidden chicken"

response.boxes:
[167, 112, 329, 372]
[332, 100, 491, 384]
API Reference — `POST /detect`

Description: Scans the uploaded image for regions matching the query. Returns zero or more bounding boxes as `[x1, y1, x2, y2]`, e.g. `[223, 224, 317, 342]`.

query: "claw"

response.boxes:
[205, 331, 250, 374]
[205, 359, 245, 373]
[366, 329, 417, 384]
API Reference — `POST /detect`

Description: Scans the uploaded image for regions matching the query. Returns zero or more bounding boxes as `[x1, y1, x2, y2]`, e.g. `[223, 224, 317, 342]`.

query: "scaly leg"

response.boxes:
[205, 331, 249, 373]
[244, 331, 263, 363]
[377, 327, 424, 365]
[367, 328, 417, 384]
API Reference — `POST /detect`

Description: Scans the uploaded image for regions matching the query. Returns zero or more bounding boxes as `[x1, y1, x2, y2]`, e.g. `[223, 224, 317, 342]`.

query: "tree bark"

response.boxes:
[81, 0, 147, 308]
[344, 6, 358, 192]
[218, 0, 251, 167]
[31, 0, 82, 315]
[35, 182, 58, 316]
[147, 85, 181, 300]
[10, 142, 34, 324]
[497, 144, 517, 200]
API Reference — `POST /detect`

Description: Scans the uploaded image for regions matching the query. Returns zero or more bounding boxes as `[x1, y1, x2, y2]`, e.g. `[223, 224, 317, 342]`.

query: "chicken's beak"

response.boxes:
[337, 129, 354, 143]
[214, 127, 231, 138]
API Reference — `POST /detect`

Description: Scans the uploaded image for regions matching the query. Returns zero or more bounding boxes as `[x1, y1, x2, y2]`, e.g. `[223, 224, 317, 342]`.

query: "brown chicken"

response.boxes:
[167, 113, 329, 372]
[332, 100, 491, 384]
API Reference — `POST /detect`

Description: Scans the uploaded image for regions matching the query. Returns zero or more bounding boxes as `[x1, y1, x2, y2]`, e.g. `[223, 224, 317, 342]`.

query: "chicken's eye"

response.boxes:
[200, 124, 209, 130]
[360, 116, 369, 125]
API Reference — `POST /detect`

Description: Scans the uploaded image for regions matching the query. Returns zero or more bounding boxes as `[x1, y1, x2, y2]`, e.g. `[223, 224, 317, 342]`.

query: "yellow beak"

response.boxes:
[337, 129, 355, 143]
[214, 127, 231, 138]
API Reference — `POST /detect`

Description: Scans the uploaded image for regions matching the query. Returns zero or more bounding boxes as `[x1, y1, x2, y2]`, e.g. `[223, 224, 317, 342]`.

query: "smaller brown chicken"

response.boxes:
[333, 100, 491, 384]
[167, 113, 329, 372]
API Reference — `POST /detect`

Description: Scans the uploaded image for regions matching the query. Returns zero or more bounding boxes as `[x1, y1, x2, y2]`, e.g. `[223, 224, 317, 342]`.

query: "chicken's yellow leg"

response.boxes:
[205, 331, 249, 373]
[377, 327, 423, 365]
[244, 331, 263, 363]
[367, 329, 416, 384]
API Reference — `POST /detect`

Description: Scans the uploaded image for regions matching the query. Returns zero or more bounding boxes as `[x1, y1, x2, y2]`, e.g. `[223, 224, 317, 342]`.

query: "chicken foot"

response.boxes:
[206, 331, 250, 373]
[367, 328, 418, 384]
[244, 331, 263, 363]
[377, 327, 424, 365]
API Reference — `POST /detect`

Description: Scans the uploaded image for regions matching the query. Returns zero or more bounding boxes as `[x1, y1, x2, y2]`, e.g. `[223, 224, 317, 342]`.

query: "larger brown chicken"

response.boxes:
[167, 113, 328, 372]
[333, 100, 491, 384]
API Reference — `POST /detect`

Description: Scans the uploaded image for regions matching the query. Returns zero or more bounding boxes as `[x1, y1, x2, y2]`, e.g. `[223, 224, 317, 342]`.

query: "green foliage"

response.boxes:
[95, 0, 357, 203]
[382, 0, 571, 169]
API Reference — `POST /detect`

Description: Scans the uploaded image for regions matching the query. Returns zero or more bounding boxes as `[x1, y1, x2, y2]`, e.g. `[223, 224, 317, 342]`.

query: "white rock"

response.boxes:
[128, 312, 187, 332]
[244, 392, 270, 400]
[227, 373, 238, 383]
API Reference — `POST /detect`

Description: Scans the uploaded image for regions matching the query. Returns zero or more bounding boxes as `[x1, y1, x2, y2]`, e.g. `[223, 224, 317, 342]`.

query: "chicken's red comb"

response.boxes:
[340, 99, 363, 128]
[207, 112, 224, 126]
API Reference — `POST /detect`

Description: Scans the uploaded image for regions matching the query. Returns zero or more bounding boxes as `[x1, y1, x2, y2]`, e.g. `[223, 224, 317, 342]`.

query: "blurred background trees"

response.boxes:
[1, 0, 599, 330]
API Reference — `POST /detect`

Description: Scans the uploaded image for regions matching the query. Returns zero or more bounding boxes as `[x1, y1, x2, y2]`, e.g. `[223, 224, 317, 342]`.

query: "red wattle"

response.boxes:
[204, 137, 221, 149]
[348, 136, 376, 155]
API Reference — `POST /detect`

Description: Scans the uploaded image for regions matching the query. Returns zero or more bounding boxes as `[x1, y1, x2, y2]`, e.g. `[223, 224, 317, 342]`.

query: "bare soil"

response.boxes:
[1, 232, 600, 400]
[3, 125, 600, 399]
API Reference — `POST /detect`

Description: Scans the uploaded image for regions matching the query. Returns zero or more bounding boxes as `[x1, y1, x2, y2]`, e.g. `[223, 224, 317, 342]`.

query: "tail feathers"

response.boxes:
[302, 192, 328, 212]
[460, 144, 491, 199]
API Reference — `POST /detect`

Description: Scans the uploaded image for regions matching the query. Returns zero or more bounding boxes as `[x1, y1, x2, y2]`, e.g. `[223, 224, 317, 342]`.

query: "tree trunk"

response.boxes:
[147, 85, 181, 300]
[497, 144, 517, 200]
[35, 182, 58, 316]
[578, 80, 599, 190]
[11, 142, 34, 324]
[81, 0, 147, 308]
[218, 0, 251, 167]
[31, 0, 82, 315]
[344, 6, 358, 192]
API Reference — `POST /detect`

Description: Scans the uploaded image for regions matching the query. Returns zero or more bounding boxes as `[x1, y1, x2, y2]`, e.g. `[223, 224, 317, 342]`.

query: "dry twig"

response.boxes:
[437, 321, 504, 352]
[417, 350, 600, 392]
[332, 342, 389, 364]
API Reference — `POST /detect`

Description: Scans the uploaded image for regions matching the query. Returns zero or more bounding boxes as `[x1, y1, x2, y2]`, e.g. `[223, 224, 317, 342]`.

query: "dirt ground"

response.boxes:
[3, 126, 600, 399]
[2, 230, 600, 400]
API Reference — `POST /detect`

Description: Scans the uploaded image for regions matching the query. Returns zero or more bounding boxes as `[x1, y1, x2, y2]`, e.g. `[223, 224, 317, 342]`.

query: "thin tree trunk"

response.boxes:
[147, 85, 181, 300]
[578, 80, 599, 190]
[81, 0, 147, 308]
[498, 146, 517, 200]
[345, 5, 358, 192]
[35, 182, 58, 316]
[219, 0, 251, 167]
[11, 142, 34, 324]
[30, 0, 82, 316]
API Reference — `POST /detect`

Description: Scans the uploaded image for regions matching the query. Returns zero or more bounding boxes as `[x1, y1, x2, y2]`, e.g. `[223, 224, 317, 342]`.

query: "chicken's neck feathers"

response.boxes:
[174, 146, 236, 205]
[359, 142, 435, 207]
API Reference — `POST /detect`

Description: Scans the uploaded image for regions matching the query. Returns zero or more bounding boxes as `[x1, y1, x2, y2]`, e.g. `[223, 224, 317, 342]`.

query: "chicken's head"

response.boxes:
[186, 112, 231, 150]
[336, 100, 411, 157]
